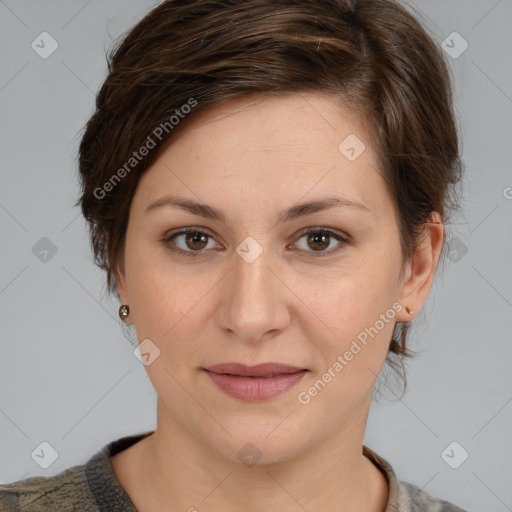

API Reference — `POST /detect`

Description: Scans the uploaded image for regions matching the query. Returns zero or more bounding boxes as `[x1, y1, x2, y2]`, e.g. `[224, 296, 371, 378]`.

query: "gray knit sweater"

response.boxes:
[0, 431, 468, 511]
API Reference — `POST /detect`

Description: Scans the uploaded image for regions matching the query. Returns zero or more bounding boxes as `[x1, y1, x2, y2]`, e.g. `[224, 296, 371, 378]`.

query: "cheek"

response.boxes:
[130, 277, 201, 350]
[125, 255, 214, 374]
[293, 282, 398, 417]
[124, 247, 189, 344]
[301, 253, 401, 372]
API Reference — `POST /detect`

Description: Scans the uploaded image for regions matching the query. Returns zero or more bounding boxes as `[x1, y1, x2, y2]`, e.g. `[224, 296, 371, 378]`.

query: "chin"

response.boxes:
[204, 426, 306, 468]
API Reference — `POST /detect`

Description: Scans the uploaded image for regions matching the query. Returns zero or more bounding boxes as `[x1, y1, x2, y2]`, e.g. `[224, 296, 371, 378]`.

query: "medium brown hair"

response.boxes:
[76, 0, 463, 394]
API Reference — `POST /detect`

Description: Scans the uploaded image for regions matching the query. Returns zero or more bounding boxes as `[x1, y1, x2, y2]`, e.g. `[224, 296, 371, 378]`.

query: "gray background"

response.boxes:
[1, 1, 511, 510]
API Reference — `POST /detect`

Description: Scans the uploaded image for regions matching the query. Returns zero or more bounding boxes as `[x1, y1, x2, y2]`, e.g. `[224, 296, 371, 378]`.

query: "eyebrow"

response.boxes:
[144, 195, 370, 223]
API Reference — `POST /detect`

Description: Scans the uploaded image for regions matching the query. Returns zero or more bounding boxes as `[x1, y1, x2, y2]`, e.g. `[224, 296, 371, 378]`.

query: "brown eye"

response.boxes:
[184, 232, 209, 251]
[162, 228, 219, 257]
[306, 232, 331, 252]
[162, 227, 349, 259]
[292, 228, 349, 258]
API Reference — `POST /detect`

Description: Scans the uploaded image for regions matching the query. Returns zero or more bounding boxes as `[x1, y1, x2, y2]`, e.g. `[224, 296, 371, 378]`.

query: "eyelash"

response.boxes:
[161, 226, 350, 259]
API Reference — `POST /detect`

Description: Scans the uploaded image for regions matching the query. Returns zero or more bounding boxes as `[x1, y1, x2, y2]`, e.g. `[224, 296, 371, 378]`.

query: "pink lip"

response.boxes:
[203, 363, 308, 402]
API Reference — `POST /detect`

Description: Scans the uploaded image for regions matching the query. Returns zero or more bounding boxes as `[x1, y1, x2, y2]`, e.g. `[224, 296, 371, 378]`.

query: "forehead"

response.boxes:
[172, 92, 371, 153]
[132, 92, 390, 220]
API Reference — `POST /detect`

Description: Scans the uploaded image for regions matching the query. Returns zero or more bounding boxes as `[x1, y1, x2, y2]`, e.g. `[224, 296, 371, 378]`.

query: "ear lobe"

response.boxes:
[396, 212, 444, 322]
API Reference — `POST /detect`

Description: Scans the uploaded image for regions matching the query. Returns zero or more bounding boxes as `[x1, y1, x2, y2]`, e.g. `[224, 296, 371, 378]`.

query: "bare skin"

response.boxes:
[111, 92, 443, 511]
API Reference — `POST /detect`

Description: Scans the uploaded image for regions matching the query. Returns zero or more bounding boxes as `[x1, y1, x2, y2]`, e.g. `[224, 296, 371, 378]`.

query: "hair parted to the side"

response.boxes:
[76, 0, 463, 397]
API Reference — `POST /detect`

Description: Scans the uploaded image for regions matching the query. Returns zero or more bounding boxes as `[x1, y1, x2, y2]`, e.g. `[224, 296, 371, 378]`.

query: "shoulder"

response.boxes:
[0, 463, 94, 511]
[398, 480, 470, 512]
[362, 444, 469, 512]
[0, 432, 153, 511]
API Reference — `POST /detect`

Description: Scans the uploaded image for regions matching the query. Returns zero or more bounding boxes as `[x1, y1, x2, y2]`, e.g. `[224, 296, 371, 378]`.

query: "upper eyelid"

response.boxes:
[291, 226, 348, 240]
[164, 226, 348, 240]
[164, 226, 221, 244]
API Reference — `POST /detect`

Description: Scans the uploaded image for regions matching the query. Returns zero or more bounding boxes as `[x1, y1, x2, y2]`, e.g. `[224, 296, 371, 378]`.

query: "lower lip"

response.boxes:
[204, 370, 308, 401]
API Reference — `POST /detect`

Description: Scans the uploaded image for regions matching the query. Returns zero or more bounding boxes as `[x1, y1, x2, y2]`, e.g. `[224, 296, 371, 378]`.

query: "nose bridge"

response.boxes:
[219, 237, 288, 341]
[232, 239, 275, 309]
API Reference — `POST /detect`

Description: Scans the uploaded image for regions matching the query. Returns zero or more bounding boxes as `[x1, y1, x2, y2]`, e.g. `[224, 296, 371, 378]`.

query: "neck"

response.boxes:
[134, 398, 388, 512]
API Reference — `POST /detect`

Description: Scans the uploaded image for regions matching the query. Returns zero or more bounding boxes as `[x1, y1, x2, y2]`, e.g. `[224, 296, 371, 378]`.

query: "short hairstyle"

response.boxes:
[76, 0, 463, 394]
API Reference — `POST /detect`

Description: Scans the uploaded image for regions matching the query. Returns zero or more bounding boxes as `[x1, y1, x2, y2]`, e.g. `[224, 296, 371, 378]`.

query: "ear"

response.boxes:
[114, 258, 133, 325]
[396, 212, 444, 323]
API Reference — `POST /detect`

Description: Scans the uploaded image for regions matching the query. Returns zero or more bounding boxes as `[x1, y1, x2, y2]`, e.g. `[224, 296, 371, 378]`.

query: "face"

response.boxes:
[116, 92, 439, 464]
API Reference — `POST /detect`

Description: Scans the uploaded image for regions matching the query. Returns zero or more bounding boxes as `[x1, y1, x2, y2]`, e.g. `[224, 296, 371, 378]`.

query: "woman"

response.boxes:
[0, 0, 468, 510]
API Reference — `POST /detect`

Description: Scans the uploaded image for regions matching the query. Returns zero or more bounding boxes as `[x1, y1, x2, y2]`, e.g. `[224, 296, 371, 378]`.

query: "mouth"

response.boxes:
[203, 363, 309, 401]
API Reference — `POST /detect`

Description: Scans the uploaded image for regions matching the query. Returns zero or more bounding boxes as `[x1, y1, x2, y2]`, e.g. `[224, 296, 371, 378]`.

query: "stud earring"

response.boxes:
[405, 306, 413, 315]
[119, 304, 130, 322]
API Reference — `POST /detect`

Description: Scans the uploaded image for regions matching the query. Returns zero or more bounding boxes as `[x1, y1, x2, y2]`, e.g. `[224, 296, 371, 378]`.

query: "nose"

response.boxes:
[216, 241, 290, 343]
